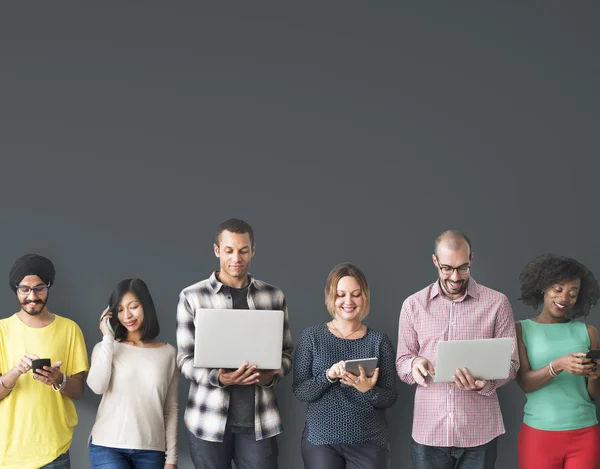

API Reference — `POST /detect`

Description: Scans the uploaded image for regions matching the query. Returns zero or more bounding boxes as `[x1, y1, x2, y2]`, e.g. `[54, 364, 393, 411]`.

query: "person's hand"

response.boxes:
[555, 353, 595, 376]
[34, 361, 64, 387]
[585, 361, 600, 380]
[164, 464, 177, 469]
[218, 362, 259, 386]
[256, 369, 280, 386]
[327, 360, 346, 381]
[13, 353, 40, 375]
[99, 306, 114, 337]
[412, 356, 435, 387]
[341, 365, 379, 393]
[452, 368, 486, 391]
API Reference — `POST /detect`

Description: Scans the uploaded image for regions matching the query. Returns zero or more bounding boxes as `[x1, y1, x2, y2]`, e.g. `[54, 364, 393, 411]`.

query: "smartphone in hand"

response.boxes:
[31, 358, 51, 375]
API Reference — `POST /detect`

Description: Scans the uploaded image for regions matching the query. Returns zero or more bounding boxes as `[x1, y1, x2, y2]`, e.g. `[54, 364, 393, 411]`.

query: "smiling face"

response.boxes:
[117, 291, 145, 336]
[333, 276, 365, 322]
[16, 275, 49, 316]
[432, 242, 472, 300]
[541, 277, 581, 320]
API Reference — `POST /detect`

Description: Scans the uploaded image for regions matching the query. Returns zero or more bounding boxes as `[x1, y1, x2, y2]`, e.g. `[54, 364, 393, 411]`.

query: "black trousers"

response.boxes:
[300, 425, 391, 469]
[186, 428, 278, 469]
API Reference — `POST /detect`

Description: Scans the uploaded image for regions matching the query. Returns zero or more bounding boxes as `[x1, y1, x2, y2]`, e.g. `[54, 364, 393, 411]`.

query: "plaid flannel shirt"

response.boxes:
[176, 272, 293, 442]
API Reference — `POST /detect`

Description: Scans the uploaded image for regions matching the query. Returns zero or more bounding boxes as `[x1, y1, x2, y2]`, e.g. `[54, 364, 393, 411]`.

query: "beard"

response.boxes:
[442, 278, 468, 295]
[20, 299, 47, 316]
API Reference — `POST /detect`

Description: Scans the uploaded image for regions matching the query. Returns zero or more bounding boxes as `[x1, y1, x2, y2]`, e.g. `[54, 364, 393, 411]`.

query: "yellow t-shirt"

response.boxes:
[0, 313, 89, 469]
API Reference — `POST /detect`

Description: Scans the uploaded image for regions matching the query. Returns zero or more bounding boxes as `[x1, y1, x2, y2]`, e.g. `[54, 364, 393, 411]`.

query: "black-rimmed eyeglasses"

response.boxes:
[15, 284, 50, 295]
[434, 256, 471, 275]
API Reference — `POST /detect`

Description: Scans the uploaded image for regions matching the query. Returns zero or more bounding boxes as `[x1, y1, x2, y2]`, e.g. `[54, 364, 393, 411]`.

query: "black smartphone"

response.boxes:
[586, 350, 600, 360]
[31, 358, 51, 375]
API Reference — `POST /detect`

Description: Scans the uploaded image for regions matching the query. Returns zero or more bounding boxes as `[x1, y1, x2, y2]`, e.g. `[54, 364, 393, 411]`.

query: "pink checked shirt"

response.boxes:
[396, 278, 519, 447]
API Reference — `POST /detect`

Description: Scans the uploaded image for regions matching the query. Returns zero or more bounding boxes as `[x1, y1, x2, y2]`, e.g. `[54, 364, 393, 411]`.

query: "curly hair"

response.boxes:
[519, 254, 600, 319]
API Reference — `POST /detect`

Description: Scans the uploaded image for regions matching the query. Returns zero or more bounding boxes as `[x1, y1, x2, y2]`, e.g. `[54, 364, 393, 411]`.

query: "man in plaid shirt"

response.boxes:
[176, 219, 293, 469]
[396, 230, 519, 469]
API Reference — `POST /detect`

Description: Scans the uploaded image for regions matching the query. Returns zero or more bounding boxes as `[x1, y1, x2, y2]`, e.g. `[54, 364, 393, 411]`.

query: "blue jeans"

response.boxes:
[411, 438, 498, 469]
[89, 438, 166, 469]
[40, 451, 70, 469]
[186, 427, 278, 469]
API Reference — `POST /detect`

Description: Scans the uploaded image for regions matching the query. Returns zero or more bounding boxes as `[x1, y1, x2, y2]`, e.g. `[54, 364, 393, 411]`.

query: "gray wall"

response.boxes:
[1, 4, 599, 468]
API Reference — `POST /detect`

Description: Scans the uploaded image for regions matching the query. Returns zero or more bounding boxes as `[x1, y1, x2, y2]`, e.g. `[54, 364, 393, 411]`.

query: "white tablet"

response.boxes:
[433, 337, 513, 383]
[193, 309, 284, 369]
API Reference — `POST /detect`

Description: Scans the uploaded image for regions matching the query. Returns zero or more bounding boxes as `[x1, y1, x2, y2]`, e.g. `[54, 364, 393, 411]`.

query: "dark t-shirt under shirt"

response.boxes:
[226, 285, 255, 433]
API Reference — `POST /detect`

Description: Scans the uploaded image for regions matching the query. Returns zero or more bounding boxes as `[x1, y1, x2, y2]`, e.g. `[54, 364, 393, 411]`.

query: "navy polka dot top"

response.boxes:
[293, 324, 397, 446]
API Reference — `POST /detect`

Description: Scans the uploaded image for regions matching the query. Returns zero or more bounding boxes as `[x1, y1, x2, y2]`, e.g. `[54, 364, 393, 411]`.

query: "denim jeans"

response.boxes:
[185, 427, 278, 469]
[40, 451, 70, 469]
[411, 438, 498, 469]
[89, 438, 166, 469]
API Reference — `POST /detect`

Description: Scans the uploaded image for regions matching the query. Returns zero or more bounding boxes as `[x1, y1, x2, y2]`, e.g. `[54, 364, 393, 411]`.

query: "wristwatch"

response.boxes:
[52, 372, 67, 392]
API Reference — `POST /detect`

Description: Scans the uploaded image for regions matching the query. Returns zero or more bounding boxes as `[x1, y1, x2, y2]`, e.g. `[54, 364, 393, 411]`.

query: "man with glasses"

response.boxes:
[396, 230, 519, 469]
[0, 254, 89, 469]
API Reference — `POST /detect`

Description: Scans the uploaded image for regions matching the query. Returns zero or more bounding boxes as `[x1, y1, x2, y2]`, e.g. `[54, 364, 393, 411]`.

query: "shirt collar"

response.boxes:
[208, 271, 255, 293]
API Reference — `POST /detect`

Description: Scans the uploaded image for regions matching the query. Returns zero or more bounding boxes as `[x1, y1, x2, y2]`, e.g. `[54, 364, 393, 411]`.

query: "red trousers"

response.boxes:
[518, 423, 600, 469]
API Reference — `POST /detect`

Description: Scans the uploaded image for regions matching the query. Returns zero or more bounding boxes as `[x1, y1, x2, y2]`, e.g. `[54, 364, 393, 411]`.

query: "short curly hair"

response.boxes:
[519, 254, 600, 319]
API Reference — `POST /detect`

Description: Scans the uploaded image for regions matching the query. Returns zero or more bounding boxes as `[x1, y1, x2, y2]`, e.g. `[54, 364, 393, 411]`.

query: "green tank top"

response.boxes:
[520, 319, 597, 431]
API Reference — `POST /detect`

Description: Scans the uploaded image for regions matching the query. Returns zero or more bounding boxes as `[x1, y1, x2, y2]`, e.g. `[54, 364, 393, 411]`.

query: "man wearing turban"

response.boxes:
[0, 254, 89, 469]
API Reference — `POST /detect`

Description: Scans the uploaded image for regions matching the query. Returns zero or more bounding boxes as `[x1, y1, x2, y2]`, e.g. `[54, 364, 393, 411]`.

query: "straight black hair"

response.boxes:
[108, 278, 160, 341]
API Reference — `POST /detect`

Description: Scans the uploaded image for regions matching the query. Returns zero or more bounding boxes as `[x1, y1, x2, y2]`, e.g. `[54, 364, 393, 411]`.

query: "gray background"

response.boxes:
[1, 3, 599, 468]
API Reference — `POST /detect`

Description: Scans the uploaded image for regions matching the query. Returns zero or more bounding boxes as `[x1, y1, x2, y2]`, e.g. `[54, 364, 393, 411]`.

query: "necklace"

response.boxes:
[329, 321, 363, 339]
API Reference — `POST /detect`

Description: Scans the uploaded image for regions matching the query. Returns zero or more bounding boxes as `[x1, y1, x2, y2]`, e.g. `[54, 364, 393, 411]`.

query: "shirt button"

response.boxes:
[449, 413, 453, 418]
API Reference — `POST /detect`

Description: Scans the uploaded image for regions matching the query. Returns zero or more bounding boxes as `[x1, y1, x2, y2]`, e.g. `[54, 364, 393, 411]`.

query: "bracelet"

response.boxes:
[52, 373, 67, 392]
[548, 361, 557, 378]
[0, 375, 14, 391]
[325, 368, 337, 383]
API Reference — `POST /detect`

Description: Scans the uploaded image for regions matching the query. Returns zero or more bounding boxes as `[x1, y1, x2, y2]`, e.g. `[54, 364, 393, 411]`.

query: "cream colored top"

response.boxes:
[87, 336, 178, 464]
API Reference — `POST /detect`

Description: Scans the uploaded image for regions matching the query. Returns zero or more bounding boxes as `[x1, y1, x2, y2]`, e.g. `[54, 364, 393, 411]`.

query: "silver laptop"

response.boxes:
[433, 337, 513, 383]
[194, 309, 284, 369]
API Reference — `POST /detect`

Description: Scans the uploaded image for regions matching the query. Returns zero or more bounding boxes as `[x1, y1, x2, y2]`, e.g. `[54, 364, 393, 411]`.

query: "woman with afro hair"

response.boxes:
[516, 254, 600, 469]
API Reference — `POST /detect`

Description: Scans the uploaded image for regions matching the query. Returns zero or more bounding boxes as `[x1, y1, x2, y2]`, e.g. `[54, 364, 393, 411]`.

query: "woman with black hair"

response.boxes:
[87, 279, 178, 469]
[516, 254, 600, 469]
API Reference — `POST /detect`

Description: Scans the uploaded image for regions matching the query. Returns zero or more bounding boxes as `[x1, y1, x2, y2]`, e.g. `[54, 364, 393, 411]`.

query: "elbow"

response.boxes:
[515, 378, 533, 394]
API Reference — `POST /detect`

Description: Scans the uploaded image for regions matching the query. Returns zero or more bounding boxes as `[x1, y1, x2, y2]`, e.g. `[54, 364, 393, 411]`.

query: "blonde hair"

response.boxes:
[325, 263, 370, 320]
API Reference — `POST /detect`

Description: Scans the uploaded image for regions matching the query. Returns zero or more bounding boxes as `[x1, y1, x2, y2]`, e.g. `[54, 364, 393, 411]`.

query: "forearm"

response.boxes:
[479, 356, 520, 396]
[396, 354, 418, 385]
[177, 353, 223, 387]
[517, 362, 557, 393]
[164, 373, 179, 465]
[0, 368, 22, 400]
[361, 384, 397, 409]
[87, 338, 114, 394]
[396, 303, 419, 385]
[588, 376, 600, 400]
[59, 375, 85, 400]
[293, 371, 337, 403]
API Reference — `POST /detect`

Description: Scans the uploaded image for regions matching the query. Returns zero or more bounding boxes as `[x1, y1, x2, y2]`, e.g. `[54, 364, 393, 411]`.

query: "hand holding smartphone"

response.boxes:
[31, 358, 51, 376]
[99, 306, 115, 337]
[586, 350, 600, 360]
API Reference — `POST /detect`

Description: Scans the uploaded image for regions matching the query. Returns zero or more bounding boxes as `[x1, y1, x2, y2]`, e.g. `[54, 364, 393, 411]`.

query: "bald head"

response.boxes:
[434, 230, 472, 258]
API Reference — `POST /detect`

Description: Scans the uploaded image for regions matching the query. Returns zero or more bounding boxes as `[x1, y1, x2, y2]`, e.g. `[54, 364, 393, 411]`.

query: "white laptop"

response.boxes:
[194, 309, 284, 369]
[433, 337, 513, 383]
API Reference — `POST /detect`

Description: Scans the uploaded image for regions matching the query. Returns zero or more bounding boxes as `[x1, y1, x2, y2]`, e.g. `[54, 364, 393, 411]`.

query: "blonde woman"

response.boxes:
[293, 263, 397, 469]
